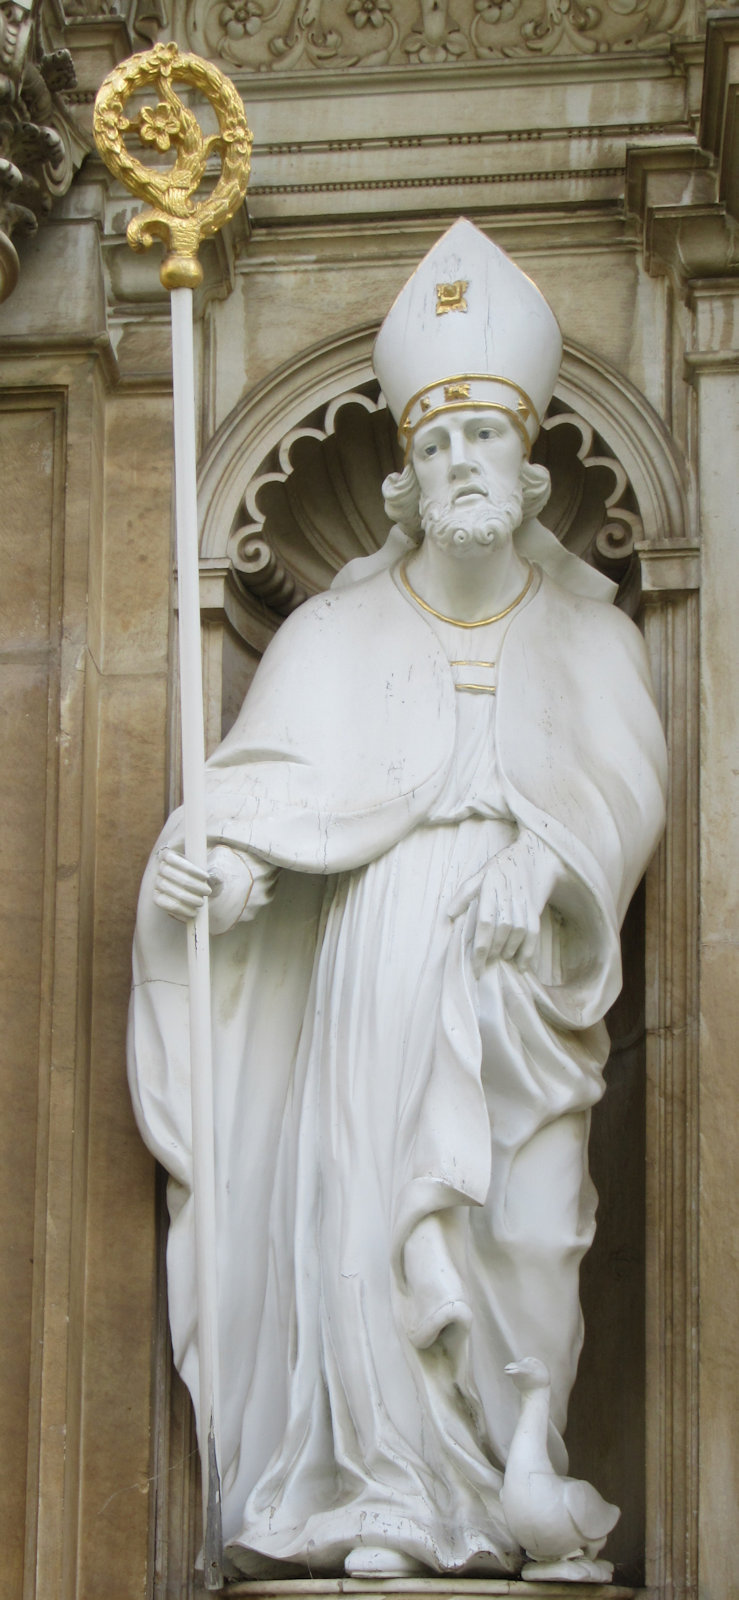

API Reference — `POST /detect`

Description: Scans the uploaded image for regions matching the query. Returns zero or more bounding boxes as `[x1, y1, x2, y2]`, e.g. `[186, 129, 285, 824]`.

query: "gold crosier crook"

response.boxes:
[93, 39, 253, 288]
[94, 43, 253, 1593]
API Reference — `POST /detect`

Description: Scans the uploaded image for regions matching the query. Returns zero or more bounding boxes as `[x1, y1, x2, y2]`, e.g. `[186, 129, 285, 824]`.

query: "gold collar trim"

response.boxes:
[400, 560, 533, 628]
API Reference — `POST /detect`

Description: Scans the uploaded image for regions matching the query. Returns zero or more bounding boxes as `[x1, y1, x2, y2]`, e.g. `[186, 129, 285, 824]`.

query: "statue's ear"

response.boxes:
[331, 526, 418, 592]
[515, 518, 617, 604]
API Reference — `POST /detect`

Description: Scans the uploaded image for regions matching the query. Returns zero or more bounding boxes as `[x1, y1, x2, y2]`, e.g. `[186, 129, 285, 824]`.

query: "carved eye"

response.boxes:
[423, 443, 438, 457]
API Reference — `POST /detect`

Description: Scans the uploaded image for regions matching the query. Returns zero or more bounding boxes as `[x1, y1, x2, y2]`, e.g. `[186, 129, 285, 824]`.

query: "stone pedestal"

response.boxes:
[225, 1581, 635, 1599]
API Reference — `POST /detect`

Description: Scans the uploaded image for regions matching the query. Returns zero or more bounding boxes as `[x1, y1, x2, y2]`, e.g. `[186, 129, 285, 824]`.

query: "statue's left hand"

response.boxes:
[449, 831, 560, 977]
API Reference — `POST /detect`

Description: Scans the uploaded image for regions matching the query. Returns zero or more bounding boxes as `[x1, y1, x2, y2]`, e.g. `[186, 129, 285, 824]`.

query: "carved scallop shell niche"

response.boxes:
[225, 381, 642, 617]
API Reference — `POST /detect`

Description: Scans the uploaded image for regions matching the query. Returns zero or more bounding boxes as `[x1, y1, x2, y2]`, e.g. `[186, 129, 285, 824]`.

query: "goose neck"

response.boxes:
[508, 1384, 552, 1474]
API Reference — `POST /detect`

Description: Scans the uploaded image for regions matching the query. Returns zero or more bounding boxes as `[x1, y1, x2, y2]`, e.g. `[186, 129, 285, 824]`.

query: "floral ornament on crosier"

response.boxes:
[138, 101, 186, 151]
[92, 41, 253, 287]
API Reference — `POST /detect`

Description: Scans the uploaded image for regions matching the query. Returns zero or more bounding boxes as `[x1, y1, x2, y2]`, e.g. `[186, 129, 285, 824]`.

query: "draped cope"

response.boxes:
[129, 562, 666, 1575]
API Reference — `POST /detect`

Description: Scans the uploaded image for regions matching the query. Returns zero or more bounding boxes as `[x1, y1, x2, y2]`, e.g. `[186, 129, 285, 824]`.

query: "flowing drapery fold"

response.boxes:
[129, 563, 666, 1570]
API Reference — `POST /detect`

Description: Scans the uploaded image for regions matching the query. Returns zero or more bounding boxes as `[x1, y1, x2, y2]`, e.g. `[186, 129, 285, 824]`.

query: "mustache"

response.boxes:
[420, 485, 524, 549]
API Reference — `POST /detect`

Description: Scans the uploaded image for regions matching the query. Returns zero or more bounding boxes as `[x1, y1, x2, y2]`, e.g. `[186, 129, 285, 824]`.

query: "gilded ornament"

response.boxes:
[444, 380, 471, 400]
[93, 41, 253, 290]
[436, 279, 468, 314]
[400, 558, 534, 626]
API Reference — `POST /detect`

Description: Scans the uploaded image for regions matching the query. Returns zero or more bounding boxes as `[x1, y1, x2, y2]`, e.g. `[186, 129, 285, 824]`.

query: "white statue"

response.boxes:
[502, 1358, 620, 1581]
[129, 220, 667, 1582]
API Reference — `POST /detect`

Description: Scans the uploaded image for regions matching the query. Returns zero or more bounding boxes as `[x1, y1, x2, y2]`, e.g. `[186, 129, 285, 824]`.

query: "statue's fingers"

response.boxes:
[154, 883, 201, 910]
[448, 873, 483, 920]
[154, 878, 205, 909]
[501, 895, 530, 960]
[490, 922, 515, 960]
[501, 924, 526, 962]
[487, 886, 518, 957]
[158, 861, 211, 896]
[516, 925, 540, 969]
[159, 847, 210, 887]
[154, 883, 206, 915]
[472, 910, 496, 976]
[153, 890, 196, 922]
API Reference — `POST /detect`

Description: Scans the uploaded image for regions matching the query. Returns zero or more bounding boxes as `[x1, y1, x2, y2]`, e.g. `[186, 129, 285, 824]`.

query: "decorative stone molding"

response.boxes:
[198, 323, 693, 654]
[701, 8, 739, 221]
[62, 0, 163, 44]
[0, 0, 78, 300]
[184, 0, 693, 74]
[226, 382, 391, 612]
[227, 1584, 637, 1598]
[641, 584, 700, 1600]
[0, 0, 157, 302]
[223, 380, 646, 617]
[626, 22, 739, 296]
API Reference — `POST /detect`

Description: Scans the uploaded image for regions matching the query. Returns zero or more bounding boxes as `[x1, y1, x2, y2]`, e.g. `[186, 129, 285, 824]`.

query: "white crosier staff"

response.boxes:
[93, 44, 253, 1591]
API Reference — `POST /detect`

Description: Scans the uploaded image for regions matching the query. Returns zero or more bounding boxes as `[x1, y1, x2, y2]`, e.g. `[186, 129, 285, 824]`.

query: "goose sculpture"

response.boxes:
[502, 1356, 620, 1583]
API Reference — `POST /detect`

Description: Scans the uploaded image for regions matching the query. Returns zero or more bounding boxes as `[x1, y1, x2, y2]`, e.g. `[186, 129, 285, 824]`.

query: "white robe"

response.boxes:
[128, 558, 666, 1574]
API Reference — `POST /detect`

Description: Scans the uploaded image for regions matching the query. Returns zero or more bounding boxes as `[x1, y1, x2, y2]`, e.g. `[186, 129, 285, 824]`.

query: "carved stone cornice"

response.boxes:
[637, 538, 700, 594]
[0, 0, 77, 299]
[648, 200, 739, 279]
[626, 142, 739, 290]
[183, 0, 696, 75]
[54, 13, 135, 135]
[0, 0, 144, 302]
[626, 16, 739, 292]
[700, 9, 739, 220]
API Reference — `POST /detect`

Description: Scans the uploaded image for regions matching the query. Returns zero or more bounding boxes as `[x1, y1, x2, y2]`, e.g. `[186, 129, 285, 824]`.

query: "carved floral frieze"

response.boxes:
[185, 0, 690, 72]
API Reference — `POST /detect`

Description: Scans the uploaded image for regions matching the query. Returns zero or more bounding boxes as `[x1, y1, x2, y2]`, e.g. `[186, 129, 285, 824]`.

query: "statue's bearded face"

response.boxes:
[411, 409, 526, 553]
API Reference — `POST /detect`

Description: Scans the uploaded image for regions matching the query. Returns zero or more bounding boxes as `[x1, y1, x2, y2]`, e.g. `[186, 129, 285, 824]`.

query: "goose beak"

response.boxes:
[504, 1362, 523, 1375]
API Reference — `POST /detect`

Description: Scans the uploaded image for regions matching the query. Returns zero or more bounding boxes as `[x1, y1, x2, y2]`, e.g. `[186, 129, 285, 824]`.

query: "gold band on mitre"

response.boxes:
[398, 373, 540, 461]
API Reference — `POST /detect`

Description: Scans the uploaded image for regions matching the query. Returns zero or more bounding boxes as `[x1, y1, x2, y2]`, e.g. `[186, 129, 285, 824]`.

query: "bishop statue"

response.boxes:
[129, 219, 667, 1581]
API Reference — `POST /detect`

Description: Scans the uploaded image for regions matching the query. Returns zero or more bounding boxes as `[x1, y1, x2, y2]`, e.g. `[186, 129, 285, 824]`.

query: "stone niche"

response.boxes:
[196, 327, 673, 744]
[225, 383, 641, 619]
[141, 321, 694, 1594]
[217, 390, 645, 1580]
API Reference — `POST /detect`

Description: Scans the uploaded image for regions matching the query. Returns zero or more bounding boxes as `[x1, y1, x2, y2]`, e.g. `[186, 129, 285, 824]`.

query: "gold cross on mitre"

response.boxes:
[436, 280, 468, 315]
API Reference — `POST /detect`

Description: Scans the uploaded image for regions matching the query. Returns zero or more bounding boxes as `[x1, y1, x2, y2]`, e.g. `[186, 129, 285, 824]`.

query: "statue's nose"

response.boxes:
[448, 438, 478, 479]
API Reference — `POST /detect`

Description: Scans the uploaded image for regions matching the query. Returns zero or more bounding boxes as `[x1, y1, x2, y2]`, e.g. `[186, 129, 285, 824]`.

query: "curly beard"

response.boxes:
[420, 486, 524, 551]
